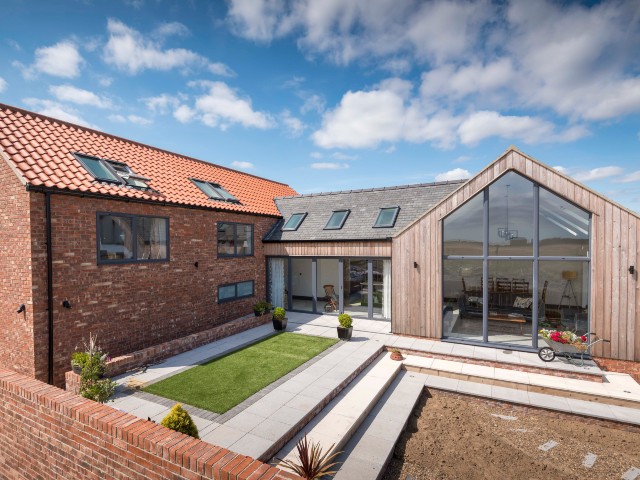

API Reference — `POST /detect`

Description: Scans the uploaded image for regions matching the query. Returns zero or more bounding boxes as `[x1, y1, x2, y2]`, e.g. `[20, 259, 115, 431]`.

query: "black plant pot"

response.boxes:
[71, 364, 82, 375]
[337, 326, 353, 341]
[254, 311, 262, 317]
[273, 317, 288, 331]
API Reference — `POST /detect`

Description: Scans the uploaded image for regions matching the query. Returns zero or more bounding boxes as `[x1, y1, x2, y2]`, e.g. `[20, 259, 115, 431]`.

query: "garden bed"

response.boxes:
[384, 390, 640, 480]
[143, 333, 337, 413]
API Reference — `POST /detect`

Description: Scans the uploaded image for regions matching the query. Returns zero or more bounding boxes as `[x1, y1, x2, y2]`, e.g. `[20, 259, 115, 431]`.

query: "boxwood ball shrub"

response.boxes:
[273, 307, 286, 320]
[161, 404, 199, 439]
[338, 313, 352, 328]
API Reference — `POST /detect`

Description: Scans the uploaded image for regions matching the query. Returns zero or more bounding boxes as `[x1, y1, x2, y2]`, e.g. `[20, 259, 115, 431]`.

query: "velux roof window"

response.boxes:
[74, 153, 151, 190]
[282, 212, 307, 231]
[192, 179, 240, 203]
[324, 210, 350, 230]
[373, 207, 400, 228]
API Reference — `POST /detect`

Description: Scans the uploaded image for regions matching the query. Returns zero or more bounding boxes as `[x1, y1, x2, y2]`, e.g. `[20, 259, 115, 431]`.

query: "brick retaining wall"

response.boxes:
[593, 357, 640, 383]
[0, 368, 300, 480]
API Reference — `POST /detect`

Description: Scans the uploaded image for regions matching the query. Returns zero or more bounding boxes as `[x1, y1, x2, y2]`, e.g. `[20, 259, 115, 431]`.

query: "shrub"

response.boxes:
[253, 300, 272, 315]
[338, 314, 352, 329]
[77, 333, 116, 403]
[71, 351, 89, 368]
[273, 307, 286, 320]
[276, 434, 341, 479]
[161, 404, 199, 439]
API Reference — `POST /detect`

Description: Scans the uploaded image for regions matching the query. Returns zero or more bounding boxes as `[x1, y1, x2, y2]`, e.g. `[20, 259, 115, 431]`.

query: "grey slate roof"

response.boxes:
[264, 180, 466, 242]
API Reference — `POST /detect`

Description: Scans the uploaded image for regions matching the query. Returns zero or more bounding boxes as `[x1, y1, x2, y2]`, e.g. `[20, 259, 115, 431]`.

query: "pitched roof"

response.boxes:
[0, 104, 297, 216]
[264, 181, 466, 242]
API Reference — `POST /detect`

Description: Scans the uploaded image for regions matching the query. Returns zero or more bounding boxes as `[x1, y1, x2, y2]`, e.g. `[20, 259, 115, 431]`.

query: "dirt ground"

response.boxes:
[383, 391, 640, 480]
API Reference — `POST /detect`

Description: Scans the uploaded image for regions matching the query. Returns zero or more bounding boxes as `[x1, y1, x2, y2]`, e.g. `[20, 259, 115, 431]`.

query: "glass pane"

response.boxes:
[371, 259, 384, 317]
[125, 177, 149, 189]
[325, 211, 348, 229]
[136, 217, 168, 260]
[291, 258, 313, 312]
[217, 223, 235, 256]
[218, 284, 236, 301]
[443, 259, 483, 340]
[539, 188, 590, 257]
[98, 215, 133, 261]
[213, 185, 238, 202]
[283, 213, 305, 230]
[80, 156, 120, 182]
[443, 192, 484, 256]
[317, 259, 339, 313]
[343, 258, 368, 317]
[487, 260, 534, 347]
[236, 224, 252, 256]
[538, 261, 589, 338]
[237, 281, 254, 298]
[374, 208, 398, 227]
[488, 172, 534, 256]
[268, 258, 288, 309]
[195, 180, 223, 199]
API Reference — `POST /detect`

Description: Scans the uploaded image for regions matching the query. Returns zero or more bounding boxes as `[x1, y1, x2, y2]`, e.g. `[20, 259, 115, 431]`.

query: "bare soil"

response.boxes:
[383, 391, 640, 480]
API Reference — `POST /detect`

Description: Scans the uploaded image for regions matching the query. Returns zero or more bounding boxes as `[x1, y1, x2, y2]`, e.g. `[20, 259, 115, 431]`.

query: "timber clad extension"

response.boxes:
[392, 148, 640, 362]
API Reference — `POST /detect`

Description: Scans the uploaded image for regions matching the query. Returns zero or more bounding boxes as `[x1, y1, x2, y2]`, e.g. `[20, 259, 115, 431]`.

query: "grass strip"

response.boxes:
[143, 332, 338, 413]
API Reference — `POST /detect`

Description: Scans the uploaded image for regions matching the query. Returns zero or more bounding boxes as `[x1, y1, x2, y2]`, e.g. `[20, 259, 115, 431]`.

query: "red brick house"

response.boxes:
[0, 104, 296, 386]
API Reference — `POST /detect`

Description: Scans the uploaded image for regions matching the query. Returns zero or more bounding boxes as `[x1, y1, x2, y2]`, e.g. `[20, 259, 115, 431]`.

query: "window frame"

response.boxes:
[217, 222, 254, 258]
[96, 212, 170, 265]
[191, 178, 240, 204]
[373, 206, 400, 228]
[324, 209, 350, 230]
[75, 153, 123, 184]
[281, 212, 308, 231]
[218, 280, 255, 303]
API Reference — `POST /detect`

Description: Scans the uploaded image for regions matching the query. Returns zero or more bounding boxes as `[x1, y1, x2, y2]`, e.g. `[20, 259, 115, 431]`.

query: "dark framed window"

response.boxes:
[217, 222, 253, 257]
[75, 153, 151, 190]
[282, 212, 307, 231]
[324, 210, 350, 230]
[218, 280, 254, 303]
[97, 213, 169, 264]
[373, 207, 400, 228]
[192, 179, 240, 203]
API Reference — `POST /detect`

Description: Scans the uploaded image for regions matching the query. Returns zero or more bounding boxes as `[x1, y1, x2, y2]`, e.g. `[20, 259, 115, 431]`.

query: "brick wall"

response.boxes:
[593, 357, 640, 383]
[0, 156, 36, 378]
[0, 368, 300, 479]
[28, 191, 278, 386]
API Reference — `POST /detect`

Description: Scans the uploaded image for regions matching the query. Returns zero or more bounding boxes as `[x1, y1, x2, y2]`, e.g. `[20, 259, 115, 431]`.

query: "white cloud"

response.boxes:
[153, 22, 190, 39]
[0, 77, 6, 93]
[616, 171, 640, 183]
[108, 114, 126, 122]
[311, 162, 349, 170]
[23, 98, 97, 128]
[309, 151, 323, 159]
[457, 111, 589, 146]
[300, 94, 325, 115]
[553, 165, 625, 182]
[453, 155, 471, 163]
[16, 41, 83, 79]
[281, 110, 306, 136]
[331, 152, 357, 161]
[435, 168, 471, 182]
[97, 76, 113, 87]
[175, 81, 274, 130]
[144, 93, 180, 113]
[108, 113, 151, 125]
[231, 160, 254, 170]
[49, 85, 112, 109]
[103, 19, 234, 76]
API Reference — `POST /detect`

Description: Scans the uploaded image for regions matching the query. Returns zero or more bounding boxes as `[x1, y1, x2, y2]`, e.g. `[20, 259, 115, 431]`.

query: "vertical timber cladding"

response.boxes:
[262, 241, 392, 257]
[392, 148, 640, 362]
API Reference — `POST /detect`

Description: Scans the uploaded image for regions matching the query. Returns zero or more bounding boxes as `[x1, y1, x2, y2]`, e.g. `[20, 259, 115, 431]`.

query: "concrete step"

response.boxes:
[333, 370, 427, 480]
[200, 340, 385, 461]
[275, 352, 402, 465]
[403, 355, 640, 410]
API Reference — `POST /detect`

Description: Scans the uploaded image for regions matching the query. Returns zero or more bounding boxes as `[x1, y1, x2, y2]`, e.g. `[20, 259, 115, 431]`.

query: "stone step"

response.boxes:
[200, 340, 385, 462]
[275, 352, 402, 466]
[332, 370, 426, 480]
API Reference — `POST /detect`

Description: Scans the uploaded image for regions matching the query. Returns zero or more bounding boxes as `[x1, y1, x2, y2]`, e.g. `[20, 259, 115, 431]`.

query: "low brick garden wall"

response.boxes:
[594, 357, 640, 383]
[1, 368, 299, 480]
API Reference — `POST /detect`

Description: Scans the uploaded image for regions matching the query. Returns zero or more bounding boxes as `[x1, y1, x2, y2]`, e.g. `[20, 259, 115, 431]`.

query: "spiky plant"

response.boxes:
[276, 434, 342, 480]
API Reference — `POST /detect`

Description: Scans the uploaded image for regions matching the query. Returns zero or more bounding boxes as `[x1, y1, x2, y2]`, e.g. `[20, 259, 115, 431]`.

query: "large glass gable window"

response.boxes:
[324, 210, 350, 230]
[442, 171, 591, 350]
[282, 213, 307, 231]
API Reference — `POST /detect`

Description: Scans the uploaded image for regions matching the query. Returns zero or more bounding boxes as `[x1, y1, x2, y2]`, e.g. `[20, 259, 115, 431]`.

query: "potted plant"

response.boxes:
[253, 300, 272, 317]
[272, 307, 288, 331]
[70, 351, 89, 374]
[337, 314, 353, 341]
[389, 348, 403, 361]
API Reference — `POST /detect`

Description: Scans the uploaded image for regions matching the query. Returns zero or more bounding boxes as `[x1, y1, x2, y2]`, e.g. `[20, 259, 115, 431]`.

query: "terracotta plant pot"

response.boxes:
[390, 351, 403, 361]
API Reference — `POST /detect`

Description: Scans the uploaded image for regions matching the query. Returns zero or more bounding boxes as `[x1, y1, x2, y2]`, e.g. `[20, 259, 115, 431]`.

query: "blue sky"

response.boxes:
[1, 0, 639, 212]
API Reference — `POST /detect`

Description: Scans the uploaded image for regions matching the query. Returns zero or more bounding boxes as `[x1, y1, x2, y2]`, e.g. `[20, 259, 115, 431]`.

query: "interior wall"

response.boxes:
[291, 258, 312, 297]
[316, 259, 339, 297]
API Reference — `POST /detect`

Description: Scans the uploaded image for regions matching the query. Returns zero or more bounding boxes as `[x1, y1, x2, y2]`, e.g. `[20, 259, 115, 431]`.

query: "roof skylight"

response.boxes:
[192, 179, 240, 203]
[324, 210, 350, 230]
[373, 207, 400, 228]
[282, 213, 307, 231]
[75, 153, 151, 190]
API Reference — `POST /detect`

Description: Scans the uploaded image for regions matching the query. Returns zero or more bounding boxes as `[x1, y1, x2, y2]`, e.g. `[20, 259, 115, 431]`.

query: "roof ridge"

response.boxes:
[275, 179, 468, 199]
[0, 102, 292, 188]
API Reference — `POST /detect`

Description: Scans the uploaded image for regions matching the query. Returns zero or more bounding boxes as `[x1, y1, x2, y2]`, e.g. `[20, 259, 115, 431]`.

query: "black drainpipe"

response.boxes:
[45, 192, 54, 384]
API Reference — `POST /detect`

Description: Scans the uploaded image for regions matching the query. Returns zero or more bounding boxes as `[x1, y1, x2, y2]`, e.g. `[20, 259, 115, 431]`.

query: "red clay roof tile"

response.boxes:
[0, 104, 297, 216]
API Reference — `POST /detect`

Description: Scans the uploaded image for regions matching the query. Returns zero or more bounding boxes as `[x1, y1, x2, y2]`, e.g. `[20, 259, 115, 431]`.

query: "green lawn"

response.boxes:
[142, 333, 338, 413]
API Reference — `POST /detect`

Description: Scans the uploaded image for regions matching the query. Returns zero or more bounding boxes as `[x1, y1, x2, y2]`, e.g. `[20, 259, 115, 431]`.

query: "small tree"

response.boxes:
[161, 404, 199, 439]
